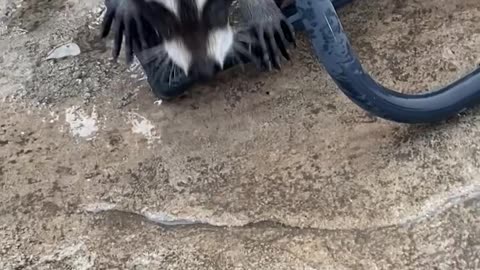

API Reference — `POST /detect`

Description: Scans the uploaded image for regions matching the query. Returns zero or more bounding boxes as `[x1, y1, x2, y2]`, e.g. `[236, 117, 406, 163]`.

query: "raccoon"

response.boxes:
[101, 0, 296, 81]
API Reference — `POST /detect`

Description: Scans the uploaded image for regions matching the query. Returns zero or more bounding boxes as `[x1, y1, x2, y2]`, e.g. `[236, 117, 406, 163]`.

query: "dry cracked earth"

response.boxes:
[1, 0, 480, 269]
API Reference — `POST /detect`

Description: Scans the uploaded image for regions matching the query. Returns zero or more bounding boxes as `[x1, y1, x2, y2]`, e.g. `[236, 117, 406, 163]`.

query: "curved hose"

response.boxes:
[294, 0, 480, 123]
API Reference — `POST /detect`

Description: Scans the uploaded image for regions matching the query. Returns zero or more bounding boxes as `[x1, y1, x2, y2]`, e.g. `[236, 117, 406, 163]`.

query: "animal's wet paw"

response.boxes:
[248, 13, 296, 71]
[101, 0, 162, 64]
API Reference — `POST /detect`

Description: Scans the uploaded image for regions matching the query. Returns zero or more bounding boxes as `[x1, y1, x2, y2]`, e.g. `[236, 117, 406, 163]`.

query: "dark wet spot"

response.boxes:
[42, 201, 61, 217]
[310, 108, 321, 115]
[55, 166, 76, 176]
[108, 132, 123, 147]
[326, 104, 337, 111]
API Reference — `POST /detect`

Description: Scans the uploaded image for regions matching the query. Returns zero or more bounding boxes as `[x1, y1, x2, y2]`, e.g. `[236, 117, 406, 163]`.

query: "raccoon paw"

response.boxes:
[101, 0, 162, 64]
[247, 8, 296, 70]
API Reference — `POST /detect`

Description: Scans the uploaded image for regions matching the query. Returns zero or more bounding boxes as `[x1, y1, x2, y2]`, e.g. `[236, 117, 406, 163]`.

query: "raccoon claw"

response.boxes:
[101, 0, 161, 64]
[249, 16, 296, 71]
[232, 29, 264, 70]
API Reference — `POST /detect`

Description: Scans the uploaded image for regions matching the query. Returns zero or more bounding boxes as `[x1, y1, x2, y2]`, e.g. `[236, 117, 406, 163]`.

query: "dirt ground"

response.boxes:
[1, 0, 480, 269]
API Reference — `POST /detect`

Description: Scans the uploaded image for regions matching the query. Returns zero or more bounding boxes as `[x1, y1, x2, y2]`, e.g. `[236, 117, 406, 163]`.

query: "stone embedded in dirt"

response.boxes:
[45, 43, 81, 60]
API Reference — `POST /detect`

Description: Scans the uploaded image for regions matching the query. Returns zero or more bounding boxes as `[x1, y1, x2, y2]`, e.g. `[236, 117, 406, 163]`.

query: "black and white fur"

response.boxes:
[101, 0, 296, 80]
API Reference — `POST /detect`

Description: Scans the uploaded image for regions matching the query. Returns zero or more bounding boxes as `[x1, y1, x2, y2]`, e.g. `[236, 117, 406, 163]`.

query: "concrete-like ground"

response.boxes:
[1, 0, 480, 269]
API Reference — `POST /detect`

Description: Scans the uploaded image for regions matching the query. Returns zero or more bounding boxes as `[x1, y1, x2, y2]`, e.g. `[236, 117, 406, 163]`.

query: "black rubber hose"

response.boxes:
[295, 0, 480, 123]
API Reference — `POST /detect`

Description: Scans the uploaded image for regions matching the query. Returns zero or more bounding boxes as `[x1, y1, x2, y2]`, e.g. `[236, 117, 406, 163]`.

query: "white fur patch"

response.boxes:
[207, 25, 234, 68]
[164, 39, 192, 75]
[149, 0, 208, 17]
[149, 0, 178, 17]
[195, 0, 208, 14]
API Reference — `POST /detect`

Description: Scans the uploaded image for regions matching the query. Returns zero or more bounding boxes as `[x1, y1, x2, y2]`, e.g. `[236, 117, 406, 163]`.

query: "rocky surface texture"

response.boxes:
[0, 0, 479, 269]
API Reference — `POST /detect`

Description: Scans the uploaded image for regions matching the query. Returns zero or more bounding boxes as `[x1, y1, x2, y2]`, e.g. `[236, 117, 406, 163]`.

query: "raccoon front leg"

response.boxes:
[238, 0, 296, 70]
[101, 0, 163, 63]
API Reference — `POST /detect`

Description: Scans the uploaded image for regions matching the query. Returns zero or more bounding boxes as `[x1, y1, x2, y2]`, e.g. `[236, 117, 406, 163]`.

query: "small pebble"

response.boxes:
[45, 43, 81, 60]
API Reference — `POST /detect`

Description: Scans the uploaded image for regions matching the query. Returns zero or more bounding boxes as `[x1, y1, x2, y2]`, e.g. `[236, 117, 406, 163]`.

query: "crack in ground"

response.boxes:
[83, 184, 480, 233]
[85, 206, 310, 231]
